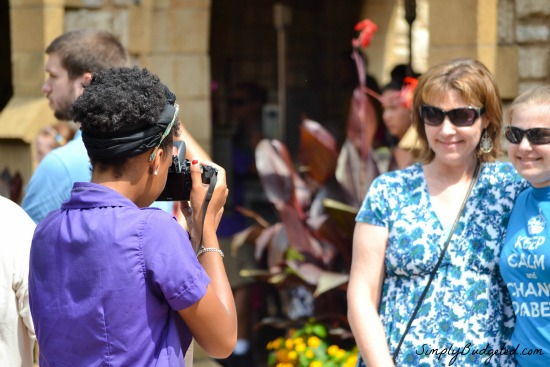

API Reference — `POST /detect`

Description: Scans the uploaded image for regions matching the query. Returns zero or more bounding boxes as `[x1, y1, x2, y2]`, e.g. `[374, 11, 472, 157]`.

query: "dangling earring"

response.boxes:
[480, 129, 493, 154]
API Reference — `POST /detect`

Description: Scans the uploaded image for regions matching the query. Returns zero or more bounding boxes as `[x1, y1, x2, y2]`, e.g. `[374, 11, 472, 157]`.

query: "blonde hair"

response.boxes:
[506, 85, 550, 126]
[412, 58, 502, 163]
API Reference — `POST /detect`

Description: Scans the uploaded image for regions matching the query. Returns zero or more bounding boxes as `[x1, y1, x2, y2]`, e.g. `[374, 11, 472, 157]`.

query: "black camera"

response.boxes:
[156, 142, 218, 201]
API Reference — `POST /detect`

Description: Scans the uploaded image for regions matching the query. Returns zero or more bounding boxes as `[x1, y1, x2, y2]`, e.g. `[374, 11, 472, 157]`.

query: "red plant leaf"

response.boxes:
[255, 139, 294, 208]
[278, 204, 324, 260]
[335, 139, 380, 208]
[299, 119, 339, 185]
[255, 223, 288, 269]
[230, 224, 265, 256]
[235, 206, 271, 228]
[400, 76, 419, 110]
[307, 213, 350, 270]
[271, 140, 311, 216]
[346, 86, 378, 160]
[352, 19, 378, 48]
[256, 139, 310, 219]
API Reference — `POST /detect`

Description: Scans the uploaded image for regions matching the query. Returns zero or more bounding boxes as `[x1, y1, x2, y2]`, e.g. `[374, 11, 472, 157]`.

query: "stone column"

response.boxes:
[428, 0, 518, 98]
[0, 0, 64, 188]
[130, 0, 213, 155]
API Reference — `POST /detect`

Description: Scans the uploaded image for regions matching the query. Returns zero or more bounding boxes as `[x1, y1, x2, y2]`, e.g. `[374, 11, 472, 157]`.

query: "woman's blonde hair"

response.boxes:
[412, 58, 502, 163]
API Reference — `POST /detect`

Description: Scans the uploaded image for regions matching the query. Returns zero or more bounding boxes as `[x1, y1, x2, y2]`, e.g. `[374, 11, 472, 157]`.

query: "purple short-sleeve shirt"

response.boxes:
[29, 182, 209, 366]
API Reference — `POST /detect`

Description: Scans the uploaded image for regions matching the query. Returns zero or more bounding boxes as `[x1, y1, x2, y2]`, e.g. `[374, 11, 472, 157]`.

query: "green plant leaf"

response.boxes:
[312, 323, 327, 338]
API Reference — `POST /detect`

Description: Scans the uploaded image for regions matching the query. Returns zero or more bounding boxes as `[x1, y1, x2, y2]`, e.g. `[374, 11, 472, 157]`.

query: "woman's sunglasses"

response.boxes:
[420, 105, 486, 127]
[505, 126, 550, 145]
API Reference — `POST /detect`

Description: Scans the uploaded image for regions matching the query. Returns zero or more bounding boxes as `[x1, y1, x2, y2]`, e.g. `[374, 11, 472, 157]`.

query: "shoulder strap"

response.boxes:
[195, 171, 217, 254]
[392, 160, 481, 362]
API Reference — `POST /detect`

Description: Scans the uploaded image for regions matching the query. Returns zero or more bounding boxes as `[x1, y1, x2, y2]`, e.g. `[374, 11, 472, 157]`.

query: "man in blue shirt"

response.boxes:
[22, 29, 174, 222]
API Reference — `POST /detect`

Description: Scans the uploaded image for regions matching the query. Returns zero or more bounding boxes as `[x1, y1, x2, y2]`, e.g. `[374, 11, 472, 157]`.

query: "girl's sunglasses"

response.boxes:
[505, 126, 550, 145]
[420, 105, 486, 127]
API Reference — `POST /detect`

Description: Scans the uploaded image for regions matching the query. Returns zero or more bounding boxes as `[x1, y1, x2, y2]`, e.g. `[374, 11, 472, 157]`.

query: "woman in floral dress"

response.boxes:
[347, 58, 526, 366]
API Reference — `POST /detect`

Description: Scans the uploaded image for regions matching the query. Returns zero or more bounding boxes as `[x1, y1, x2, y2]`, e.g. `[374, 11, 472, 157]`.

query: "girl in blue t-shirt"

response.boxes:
[501, 85, 550, 367]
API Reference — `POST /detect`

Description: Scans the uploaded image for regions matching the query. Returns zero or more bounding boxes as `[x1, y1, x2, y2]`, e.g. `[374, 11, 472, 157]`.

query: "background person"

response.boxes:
[33, 122, 75, 164]
[28, 66, 237, 366]
[347, 58, 527, 366]
[218, 82, 270, 237]
[0, 196, 36, 367]
[216, 82, 274, 367]
[21, 29, 129, 223]
[380, 64, 419, 171]
[501, 85, 550, 367]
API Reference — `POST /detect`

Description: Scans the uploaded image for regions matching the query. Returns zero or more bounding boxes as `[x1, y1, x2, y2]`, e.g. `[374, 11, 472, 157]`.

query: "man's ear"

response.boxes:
[74, 72, 93, 97]
[81, 72, 93, 86]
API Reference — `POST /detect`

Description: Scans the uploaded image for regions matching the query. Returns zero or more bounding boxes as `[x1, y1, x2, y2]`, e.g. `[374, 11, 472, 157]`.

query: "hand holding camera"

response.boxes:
[183, 159, 227, 251]
[156, 141, 227, 250]
[156, 155, 218, 201]
[157, 141, 218, 201]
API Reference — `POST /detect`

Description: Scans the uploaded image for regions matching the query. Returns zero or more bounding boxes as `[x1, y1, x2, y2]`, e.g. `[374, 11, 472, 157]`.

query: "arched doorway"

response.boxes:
[210, 0, 364, 155]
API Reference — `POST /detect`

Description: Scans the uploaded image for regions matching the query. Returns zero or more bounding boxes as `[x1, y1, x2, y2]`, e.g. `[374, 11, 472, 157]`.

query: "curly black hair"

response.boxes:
[71, 66, 181, 175]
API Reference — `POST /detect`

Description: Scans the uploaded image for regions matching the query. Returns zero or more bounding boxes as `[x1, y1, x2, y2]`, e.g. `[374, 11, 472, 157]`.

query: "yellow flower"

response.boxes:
[272, 338, 281, 349]
[309, 361, 322, 367]
[294, 337, 304, 345]
[327, 345, 340, 356]
[275, 350, 290, 363]
[342, 353, 359, 367]
[336, 349, 346, 359]
[307, 336, 321, 348]
[285, 339, 294, 350]
[305, 349, 314, 359]
[295, 343, 306, 353]
[288, 351, 298, 360]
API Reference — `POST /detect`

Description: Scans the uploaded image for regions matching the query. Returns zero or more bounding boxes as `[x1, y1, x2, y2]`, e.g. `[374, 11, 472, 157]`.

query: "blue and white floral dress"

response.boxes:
[356, 162, 526, 366]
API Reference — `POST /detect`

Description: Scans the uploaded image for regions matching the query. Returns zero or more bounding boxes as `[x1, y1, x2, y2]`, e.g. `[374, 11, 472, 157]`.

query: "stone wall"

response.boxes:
[64, 0, 213, 154]
[499, 0, 550, 96]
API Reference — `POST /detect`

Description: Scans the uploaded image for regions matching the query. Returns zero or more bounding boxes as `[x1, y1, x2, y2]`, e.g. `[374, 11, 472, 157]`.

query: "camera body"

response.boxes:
[156, 155, 217, 201]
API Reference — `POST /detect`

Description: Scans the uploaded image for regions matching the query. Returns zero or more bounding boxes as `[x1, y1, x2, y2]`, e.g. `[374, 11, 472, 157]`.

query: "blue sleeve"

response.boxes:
[149, 200, 174, 214]
[22, 153, 74, 223]
[355, 175, 390, 227]
[142, 211, 210, 311]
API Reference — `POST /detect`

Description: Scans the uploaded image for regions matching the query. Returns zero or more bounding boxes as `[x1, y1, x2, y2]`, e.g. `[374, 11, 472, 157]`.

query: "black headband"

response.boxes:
[82, 85, 176, 160]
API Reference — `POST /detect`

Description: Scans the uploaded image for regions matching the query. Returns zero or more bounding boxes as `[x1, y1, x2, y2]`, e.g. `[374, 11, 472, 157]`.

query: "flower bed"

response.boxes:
[266, 320, 358, 367]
